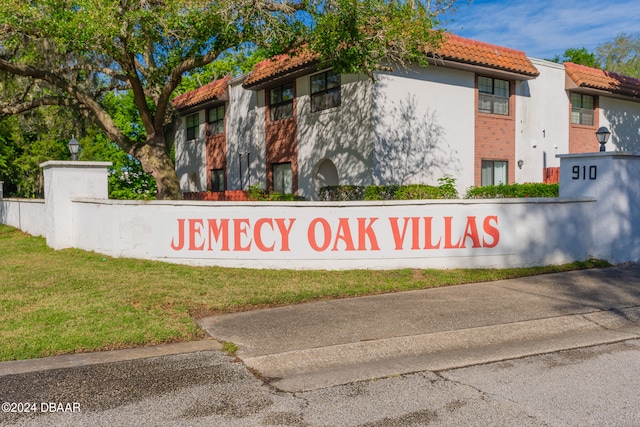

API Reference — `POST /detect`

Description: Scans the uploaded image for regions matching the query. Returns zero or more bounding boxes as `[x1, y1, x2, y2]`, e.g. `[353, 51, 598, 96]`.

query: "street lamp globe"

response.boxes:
[595, 127, 611, 152]
[68, 135, 80, 161]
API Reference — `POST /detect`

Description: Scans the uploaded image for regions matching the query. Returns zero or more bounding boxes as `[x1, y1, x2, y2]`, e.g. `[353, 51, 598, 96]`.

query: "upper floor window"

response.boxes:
[571, 93, 594, 126]
[269, 83, 294, 121]
[186, 113, 199, 140]
[208, 105, 225, 135]
[311, 70, 341, 113]
[478, 76, 510, 115]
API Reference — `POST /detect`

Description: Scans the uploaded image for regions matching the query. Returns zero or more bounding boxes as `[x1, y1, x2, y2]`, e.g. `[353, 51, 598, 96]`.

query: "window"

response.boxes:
[311, 70, 341, 112]
[269, 83, 294, 121]
[571, 93, 594, 125]
[208, 105, 225, 135]
[478, 76, 510, 115]
[481, 160, 508, 186]
[210, 169, 224, 192]
[272, 162, 292, 194]
[186, 113, 199, 140]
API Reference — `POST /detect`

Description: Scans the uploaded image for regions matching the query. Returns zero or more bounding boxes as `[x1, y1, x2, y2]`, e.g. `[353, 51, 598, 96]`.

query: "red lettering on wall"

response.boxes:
[308, 218, 331, 251]
[423, 217, 441, 249]
[275, 218, 296, 251]
[170, 218, 186, 251]
[188, 219, 205, 251]
[207, 219, 230, 251]
[233, 219, 252, 251]
[357, 217, 380, 251]
[461, 216, 482, 249]
[389, 217, 409, 250]
[444, 217, 461, 249]
[333, 218, 356, 251]
[254, 218, 275, 252]
[482, 216, 500, 248]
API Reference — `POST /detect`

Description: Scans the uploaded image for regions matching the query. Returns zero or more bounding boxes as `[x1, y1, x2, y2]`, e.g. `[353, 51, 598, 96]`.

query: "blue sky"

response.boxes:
[444, 0, 640, 60]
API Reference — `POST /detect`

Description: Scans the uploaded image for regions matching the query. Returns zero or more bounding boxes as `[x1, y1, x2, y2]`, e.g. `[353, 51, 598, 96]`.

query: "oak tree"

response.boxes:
[0, 0, 453, 199]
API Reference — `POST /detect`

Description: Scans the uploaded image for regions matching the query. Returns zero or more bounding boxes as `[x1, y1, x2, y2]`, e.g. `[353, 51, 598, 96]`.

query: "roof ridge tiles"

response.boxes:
[442, 33, 528, 56]
[172, 75, 232, 111]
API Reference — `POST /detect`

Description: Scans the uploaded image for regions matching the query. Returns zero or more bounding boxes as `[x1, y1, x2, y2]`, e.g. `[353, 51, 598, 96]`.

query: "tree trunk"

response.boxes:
[134, 136, 182, 200]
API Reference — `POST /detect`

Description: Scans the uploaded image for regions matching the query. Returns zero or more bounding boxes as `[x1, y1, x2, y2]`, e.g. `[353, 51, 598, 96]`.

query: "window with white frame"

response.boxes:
[571, 93, 594, 126]
[186, 113, 199, 140]
[210, 169, 224, 192]
[481, 160, 508, 186]
[269, 83, 294, 121]
[310, 70, 341, 112]
[208, 105, 225, 135]
[478, 76, 510, 115]
[272, 162, 292, 194]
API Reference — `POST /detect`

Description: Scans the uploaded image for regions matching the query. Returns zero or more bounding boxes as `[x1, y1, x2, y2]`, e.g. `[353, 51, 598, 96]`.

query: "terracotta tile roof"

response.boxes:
[430, 34, 539, 77]
[564, 62, 640, 99]
[242, 34, 539, 86]
[172, 76, 231, 111]
[243, 49, 319, 88]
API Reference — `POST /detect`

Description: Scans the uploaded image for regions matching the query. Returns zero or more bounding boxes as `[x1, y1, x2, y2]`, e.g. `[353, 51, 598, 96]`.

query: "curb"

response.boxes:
[0, 339, 222, 377]
[243, 308, 640, 392]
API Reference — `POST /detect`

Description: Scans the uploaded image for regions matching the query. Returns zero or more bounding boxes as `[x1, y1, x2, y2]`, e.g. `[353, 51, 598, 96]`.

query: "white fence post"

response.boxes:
[40, 161, 111, 250]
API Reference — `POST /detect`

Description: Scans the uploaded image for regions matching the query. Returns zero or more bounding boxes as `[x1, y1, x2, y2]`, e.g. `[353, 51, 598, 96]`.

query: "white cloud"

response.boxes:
[444, 0, 640, 59]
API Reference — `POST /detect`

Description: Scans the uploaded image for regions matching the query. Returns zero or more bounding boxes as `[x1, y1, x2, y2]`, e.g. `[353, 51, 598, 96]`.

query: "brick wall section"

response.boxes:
[265, 95, 298, 193]
[474, 79, 516, 186]
[569, 98, 599, 153]
[206, 132, 226, 190]
[183, 190, 250, 201]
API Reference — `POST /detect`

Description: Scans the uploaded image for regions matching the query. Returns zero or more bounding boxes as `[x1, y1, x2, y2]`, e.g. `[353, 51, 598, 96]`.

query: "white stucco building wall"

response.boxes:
[515, 59, 569, 183]
[599, 96, 640, 153]
[372, 65, 475, 192]
[227, 76, 265, 191]
[174, 109, 207, 192]
[296, 71, 374, 200]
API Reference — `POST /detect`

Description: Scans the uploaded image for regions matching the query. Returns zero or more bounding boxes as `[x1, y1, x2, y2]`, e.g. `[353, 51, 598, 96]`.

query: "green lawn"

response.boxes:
[0, 224, 610, 361]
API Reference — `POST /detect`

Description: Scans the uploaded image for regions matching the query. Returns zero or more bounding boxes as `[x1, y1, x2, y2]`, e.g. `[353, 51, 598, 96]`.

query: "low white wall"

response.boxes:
[69, 197, 595, 269]
[4, 153, 639, 270]
[0, 199, 46, 237]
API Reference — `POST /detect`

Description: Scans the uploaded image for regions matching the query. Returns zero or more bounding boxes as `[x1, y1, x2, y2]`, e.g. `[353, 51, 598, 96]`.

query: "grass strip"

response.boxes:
[0, 224, 610, 361]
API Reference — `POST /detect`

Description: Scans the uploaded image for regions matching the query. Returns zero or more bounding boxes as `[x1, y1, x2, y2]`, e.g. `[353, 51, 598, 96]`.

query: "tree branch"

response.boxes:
[0, 96, 65, 117]
[0, 57, 136, 153]
[154, 49, 222, 131]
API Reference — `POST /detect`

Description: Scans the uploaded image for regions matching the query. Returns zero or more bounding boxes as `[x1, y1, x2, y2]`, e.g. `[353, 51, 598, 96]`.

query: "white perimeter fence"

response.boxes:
[1, 153, 639, 269]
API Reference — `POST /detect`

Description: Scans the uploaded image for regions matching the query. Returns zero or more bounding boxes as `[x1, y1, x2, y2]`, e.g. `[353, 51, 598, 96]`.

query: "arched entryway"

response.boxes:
[314, 159, 339, 200]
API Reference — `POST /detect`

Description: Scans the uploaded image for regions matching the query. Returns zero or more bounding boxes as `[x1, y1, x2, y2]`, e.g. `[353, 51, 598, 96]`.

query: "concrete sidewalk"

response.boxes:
[198, 263, 640, 392]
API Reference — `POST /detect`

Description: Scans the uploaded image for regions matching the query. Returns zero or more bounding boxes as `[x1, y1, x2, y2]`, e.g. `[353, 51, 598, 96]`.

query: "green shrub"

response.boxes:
[248, 184, 306, 201]
[318, 185, 366, 201]
[465, 183, 559, 199]
[394, 184, 442, 200]
[364, 185, 399, 200]
[320, 177, 459, 201]
[437, 176, 458, 199]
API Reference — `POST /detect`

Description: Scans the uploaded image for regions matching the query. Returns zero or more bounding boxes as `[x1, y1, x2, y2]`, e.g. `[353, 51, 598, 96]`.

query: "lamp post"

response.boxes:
[595, 127, 611, 152]
[68, 135, 80, 161]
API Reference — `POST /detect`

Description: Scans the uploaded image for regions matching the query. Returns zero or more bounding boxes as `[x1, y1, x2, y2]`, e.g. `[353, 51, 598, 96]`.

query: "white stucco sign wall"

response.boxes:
[148, 199, 593, 269]
[4, 152, 640, 269]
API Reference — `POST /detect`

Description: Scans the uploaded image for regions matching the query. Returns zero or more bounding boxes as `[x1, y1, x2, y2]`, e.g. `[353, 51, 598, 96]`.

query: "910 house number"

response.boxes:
[572, 165, 597, 180]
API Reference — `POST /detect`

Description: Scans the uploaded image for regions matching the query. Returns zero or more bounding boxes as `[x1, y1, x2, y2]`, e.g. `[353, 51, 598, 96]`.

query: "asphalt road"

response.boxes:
[2, 339, 640, 426]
